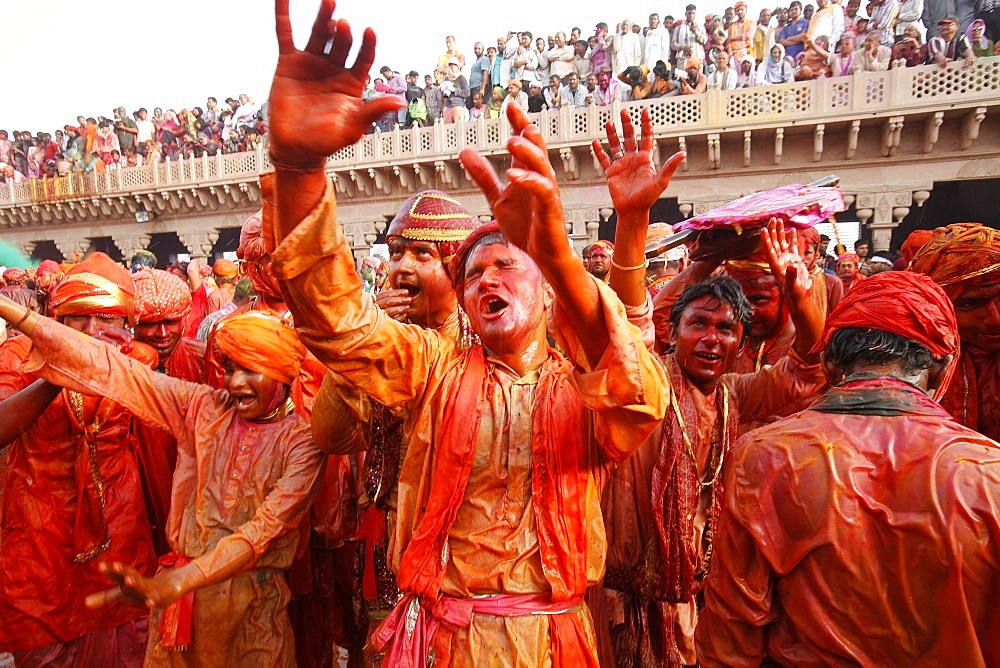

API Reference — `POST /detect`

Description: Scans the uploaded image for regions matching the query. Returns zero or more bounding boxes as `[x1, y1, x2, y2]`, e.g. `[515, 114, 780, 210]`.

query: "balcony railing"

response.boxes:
[2, 59, 997, 209]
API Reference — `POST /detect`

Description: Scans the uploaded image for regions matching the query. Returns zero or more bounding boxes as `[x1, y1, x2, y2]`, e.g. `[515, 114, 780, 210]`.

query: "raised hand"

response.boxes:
[268, 0, 405, 169]
[459, 104, 570, 265]
[761, 218, 812, 305]
[593, 110, 685, 221]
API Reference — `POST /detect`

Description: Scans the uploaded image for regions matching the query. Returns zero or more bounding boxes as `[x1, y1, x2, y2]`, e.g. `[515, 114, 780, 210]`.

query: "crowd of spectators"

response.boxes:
[367, 0, 999, 129]
[0, 95, 266, 184]
[3, 1, 998, 179]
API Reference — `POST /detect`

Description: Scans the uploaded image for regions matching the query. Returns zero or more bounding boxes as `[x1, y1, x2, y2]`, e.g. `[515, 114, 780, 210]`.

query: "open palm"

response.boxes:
[268, 0, 405, 167]
[593, 109, 685, 218]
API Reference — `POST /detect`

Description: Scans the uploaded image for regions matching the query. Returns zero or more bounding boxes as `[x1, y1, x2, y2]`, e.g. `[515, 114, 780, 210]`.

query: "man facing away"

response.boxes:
[264, 2, 668, 664]
[697, 271, 1000, 665]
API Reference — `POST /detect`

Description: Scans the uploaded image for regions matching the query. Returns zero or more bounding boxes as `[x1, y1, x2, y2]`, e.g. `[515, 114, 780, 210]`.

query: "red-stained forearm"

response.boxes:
[272, 168, 329, 249]
[542, 253, 608, 369]
[609, 212, 650, 307]
[786, 281, 824, 363]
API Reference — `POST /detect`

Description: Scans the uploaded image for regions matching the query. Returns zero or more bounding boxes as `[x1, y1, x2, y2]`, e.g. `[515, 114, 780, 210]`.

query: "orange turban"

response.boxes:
[132, 268, 192, 324]
[909, 223, 1000, 299]
[899, 229, 933, 263]
[836, 252, 860, 268]
[812, 271, 958, 361]
[213, 259, 238, 279]
[213, 311, 305, 386]
[49, 252, 137, 325]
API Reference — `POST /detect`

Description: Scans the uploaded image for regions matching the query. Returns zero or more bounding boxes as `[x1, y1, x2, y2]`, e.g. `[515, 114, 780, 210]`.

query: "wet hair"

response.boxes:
[826, 327, 935, 373]
[670, 276, 752, 343]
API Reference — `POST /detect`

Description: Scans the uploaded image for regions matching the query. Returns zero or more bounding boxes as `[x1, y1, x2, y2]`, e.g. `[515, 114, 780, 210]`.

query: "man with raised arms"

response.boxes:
[263, 1, 668, 664]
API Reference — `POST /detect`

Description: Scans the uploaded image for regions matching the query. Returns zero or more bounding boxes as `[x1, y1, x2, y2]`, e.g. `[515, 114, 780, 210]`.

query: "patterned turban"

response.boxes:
[212, 259, 238, 279]
[3, 268, 26, 285]
[49, 252, 136, 325]
[812, 271, 959, 361]
[591, 240, 615, 255]
[909, 223, 1000, 300]
[213, 311, 306, 386]
[132, 268, 192, 324]
[386, 190, 481, 263]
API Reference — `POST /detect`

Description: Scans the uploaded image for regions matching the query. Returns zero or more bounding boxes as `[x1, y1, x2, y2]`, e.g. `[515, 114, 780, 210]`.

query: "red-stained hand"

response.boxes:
[593, 109, 685, 221]
[91, 327, 135, 355]
[375, 288, 413, 322]
[268, 0, 405, 168]
[85, 561, 181, 609]
[459, 104, 570, 264]
[761, 218, 812, 305]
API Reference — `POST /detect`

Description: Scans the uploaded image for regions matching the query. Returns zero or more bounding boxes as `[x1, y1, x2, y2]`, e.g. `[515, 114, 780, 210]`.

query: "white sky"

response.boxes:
[1, 0, 737, 133]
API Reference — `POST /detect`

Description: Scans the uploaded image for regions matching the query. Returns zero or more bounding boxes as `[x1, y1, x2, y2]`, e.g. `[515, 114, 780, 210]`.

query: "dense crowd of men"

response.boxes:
[0, 1, 998, 667]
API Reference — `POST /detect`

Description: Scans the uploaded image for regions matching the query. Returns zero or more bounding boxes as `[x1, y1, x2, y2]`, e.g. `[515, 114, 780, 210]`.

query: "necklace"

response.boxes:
[254, 396, 296, 423]
[667, 378, 729, 489]
[67, 390, 112, 563]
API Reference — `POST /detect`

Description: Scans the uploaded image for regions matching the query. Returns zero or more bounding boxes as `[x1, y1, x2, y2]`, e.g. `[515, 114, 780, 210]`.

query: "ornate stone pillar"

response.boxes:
[175, 229, 220, 262]
[111, 232, 152, 262]
[53, 232, 92, 263]
[854, 191, 913, 252]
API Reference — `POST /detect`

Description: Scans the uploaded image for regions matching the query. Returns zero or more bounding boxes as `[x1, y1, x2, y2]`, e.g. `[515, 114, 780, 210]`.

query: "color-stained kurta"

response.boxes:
[134, 336, 205, 555]
[601, 350, 826, 666]
[0, 335, 156, 652]
[18, 317, 327, 667]
[270, 184, 668, 666]
[697, 377, 1000, 665]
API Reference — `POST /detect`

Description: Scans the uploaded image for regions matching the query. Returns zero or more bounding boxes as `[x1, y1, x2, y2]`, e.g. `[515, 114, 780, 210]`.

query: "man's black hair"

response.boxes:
[670, 276, 753, 343]
[826, 327, 935, 374]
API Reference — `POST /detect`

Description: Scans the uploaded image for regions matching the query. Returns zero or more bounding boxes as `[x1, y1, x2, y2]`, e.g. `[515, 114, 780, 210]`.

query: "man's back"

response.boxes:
[698, 377, 1000, 666]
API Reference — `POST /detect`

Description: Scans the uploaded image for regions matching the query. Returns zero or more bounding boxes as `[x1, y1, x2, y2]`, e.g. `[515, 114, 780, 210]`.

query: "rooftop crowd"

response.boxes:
[0, 1, 998, 667]
[3, 0, 999, 184]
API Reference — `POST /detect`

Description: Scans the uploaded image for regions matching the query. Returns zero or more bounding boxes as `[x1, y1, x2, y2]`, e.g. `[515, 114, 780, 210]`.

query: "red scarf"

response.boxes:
[384, 346, 599, 667]
[650, 356, 740, 602]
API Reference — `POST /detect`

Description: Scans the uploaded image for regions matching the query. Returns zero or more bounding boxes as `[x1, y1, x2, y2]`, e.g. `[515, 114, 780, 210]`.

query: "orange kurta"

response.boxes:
[270, 184, 668, 666]
[19, 317, 327, 667]
[697, 377, 1000, 665]
[0, 335, 156, 652]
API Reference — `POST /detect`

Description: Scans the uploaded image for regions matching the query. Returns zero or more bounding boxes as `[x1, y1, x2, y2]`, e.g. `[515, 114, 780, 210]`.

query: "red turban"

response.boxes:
[899, 229, 934, 263]
[213, 311, 306, 386]
[909, 223, 1000, 300]
[49, 252, 137, 325]
[132, 268, 192, 324]
[812, 271, 959, 361]
[836, 252, 860, 268]
[36, 259, 61, 277]
[449, 220, 504, 295]
[3, 268, 26, 285]
[237, 208, 281, 299]
[797, 225, 820, 247]
[386, 190, 481, 263]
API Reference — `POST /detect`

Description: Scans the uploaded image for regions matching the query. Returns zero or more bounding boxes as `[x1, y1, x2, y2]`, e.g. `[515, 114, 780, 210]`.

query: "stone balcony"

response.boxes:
[1, 59, 998, 259]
